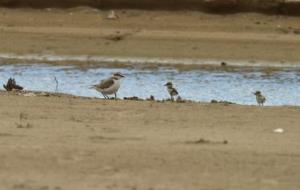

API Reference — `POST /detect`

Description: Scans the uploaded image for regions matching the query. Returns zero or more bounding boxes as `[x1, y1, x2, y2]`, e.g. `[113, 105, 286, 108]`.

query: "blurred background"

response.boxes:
[0, 0, 300, 15]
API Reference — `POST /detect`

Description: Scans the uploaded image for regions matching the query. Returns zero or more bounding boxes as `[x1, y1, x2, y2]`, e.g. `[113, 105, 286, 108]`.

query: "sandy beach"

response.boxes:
[0, 8, 300, 66]
[0, 91, 300, 190]
[1, 6, 300, 190]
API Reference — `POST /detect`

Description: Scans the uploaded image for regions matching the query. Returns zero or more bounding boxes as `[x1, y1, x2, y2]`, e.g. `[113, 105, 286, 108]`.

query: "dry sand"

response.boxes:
[0, 91, 300, 190]
[0, 8, 300, 66]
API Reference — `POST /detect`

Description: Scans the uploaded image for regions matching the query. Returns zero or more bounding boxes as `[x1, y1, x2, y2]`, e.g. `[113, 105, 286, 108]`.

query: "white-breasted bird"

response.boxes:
[253, 91, 266, 106]
[164, 82, 179, 101]
[91, 72, 125, 99]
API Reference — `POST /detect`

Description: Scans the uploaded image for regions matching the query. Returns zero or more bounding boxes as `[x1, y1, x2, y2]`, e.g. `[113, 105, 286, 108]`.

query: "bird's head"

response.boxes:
[113, 72, 125, 79]
[164, 82, 173, 87]
[253, 91, 261, 96]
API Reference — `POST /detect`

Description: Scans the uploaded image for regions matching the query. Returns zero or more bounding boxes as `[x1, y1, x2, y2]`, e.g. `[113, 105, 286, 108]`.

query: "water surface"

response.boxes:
[0, 64, 299, 106]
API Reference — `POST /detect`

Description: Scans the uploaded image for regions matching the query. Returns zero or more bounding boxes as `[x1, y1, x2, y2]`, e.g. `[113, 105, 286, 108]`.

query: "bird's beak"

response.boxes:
[89, 85, 96, 89]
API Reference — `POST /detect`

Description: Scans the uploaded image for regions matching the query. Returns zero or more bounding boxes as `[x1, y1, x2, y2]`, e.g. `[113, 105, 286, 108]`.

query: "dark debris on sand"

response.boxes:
[123, 95, 192, 103]
[185, 138, 228, 145]
[3, 78, 24, 91]
[123, 96, 143, 101]
[211, 99, 235, 105]
[146, 95, 155, 101]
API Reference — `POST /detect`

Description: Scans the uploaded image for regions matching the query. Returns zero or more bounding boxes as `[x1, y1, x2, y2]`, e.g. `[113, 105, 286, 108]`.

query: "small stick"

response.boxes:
[54, 76, 59, 92]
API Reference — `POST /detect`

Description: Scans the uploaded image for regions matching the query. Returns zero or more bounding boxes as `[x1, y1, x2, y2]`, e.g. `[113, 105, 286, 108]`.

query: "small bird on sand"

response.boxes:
[91, 72, 125, 99]
[253, 91, 266, 106]
[164, 82, 179, 101]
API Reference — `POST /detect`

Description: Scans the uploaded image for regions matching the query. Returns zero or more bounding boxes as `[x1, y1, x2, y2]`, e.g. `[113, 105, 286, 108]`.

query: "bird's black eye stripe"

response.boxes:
[114, 73, 124, 77]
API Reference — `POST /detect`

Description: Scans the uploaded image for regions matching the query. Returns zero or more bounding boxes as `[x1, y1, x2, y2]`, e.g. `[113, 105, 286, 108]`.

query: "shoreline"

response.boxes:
[1, 90, 300, 108]
[2, 53, 300, 70]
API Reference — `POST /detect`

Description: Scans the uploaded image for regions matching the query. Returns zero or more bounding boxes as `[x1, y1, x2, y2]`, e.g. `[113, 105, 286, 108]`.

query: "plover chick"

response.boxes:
[253, 91, 266, 106]
[91, 72, 125, 99]
[164, 82, 179, 101]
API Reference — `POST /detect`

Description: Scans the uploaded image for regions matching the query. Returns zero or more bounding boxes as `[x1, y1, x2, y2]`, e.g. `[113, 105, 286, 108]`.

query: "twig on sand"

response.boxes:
[54, 76, 59, 92]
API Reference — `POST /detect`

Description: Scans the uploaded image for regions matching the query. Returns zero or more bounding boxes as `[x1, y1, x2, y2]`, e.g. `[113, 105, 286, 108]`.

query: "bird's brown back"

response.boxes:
[97, 77, 115, 89]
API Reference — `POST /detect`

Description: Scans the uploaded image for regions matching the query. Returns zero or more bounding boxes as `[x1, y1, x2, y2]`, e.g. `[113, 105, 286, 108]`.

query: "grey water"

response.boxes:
[0, 64, 300, 106]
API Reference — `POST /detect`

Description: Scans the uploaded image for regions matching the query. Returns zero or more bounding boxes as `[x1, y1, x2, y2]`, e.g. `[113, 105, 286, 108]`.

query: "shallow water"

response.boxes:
[1, 64, 300, 106]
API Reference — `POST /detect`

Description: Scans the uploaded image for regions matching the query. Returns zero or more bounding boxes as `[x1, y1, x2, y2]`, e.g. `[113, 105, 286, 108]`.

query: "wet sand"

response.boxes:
[0, 91, 300, 190]
[0, 8, 300, 67]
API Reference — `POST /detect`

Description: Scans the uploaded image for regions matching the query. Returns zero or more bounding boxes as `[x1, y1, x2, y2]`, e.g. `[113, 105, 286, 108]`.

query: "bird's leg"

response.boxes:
[114, 93, 117, 100]
[171, 96, 174, 101]
[101, 93, 107, 99]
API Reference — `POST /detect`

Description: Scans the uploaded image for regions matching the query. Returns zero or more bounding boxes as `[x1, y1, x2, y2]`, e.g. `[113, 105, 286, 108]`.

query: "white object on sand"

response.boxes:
[106, 10, 119, 20]
[23, 93, 36, 97]
[273, 128, 284, 133]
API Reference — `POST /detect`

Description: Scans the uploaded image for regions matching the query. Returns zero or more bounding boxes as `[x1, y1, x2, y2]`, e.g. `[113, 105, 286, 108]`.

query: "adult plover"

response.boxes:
[164, 82, 179, 101]
[253, 91, 266, 106]
[91, 72, 125, 99]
